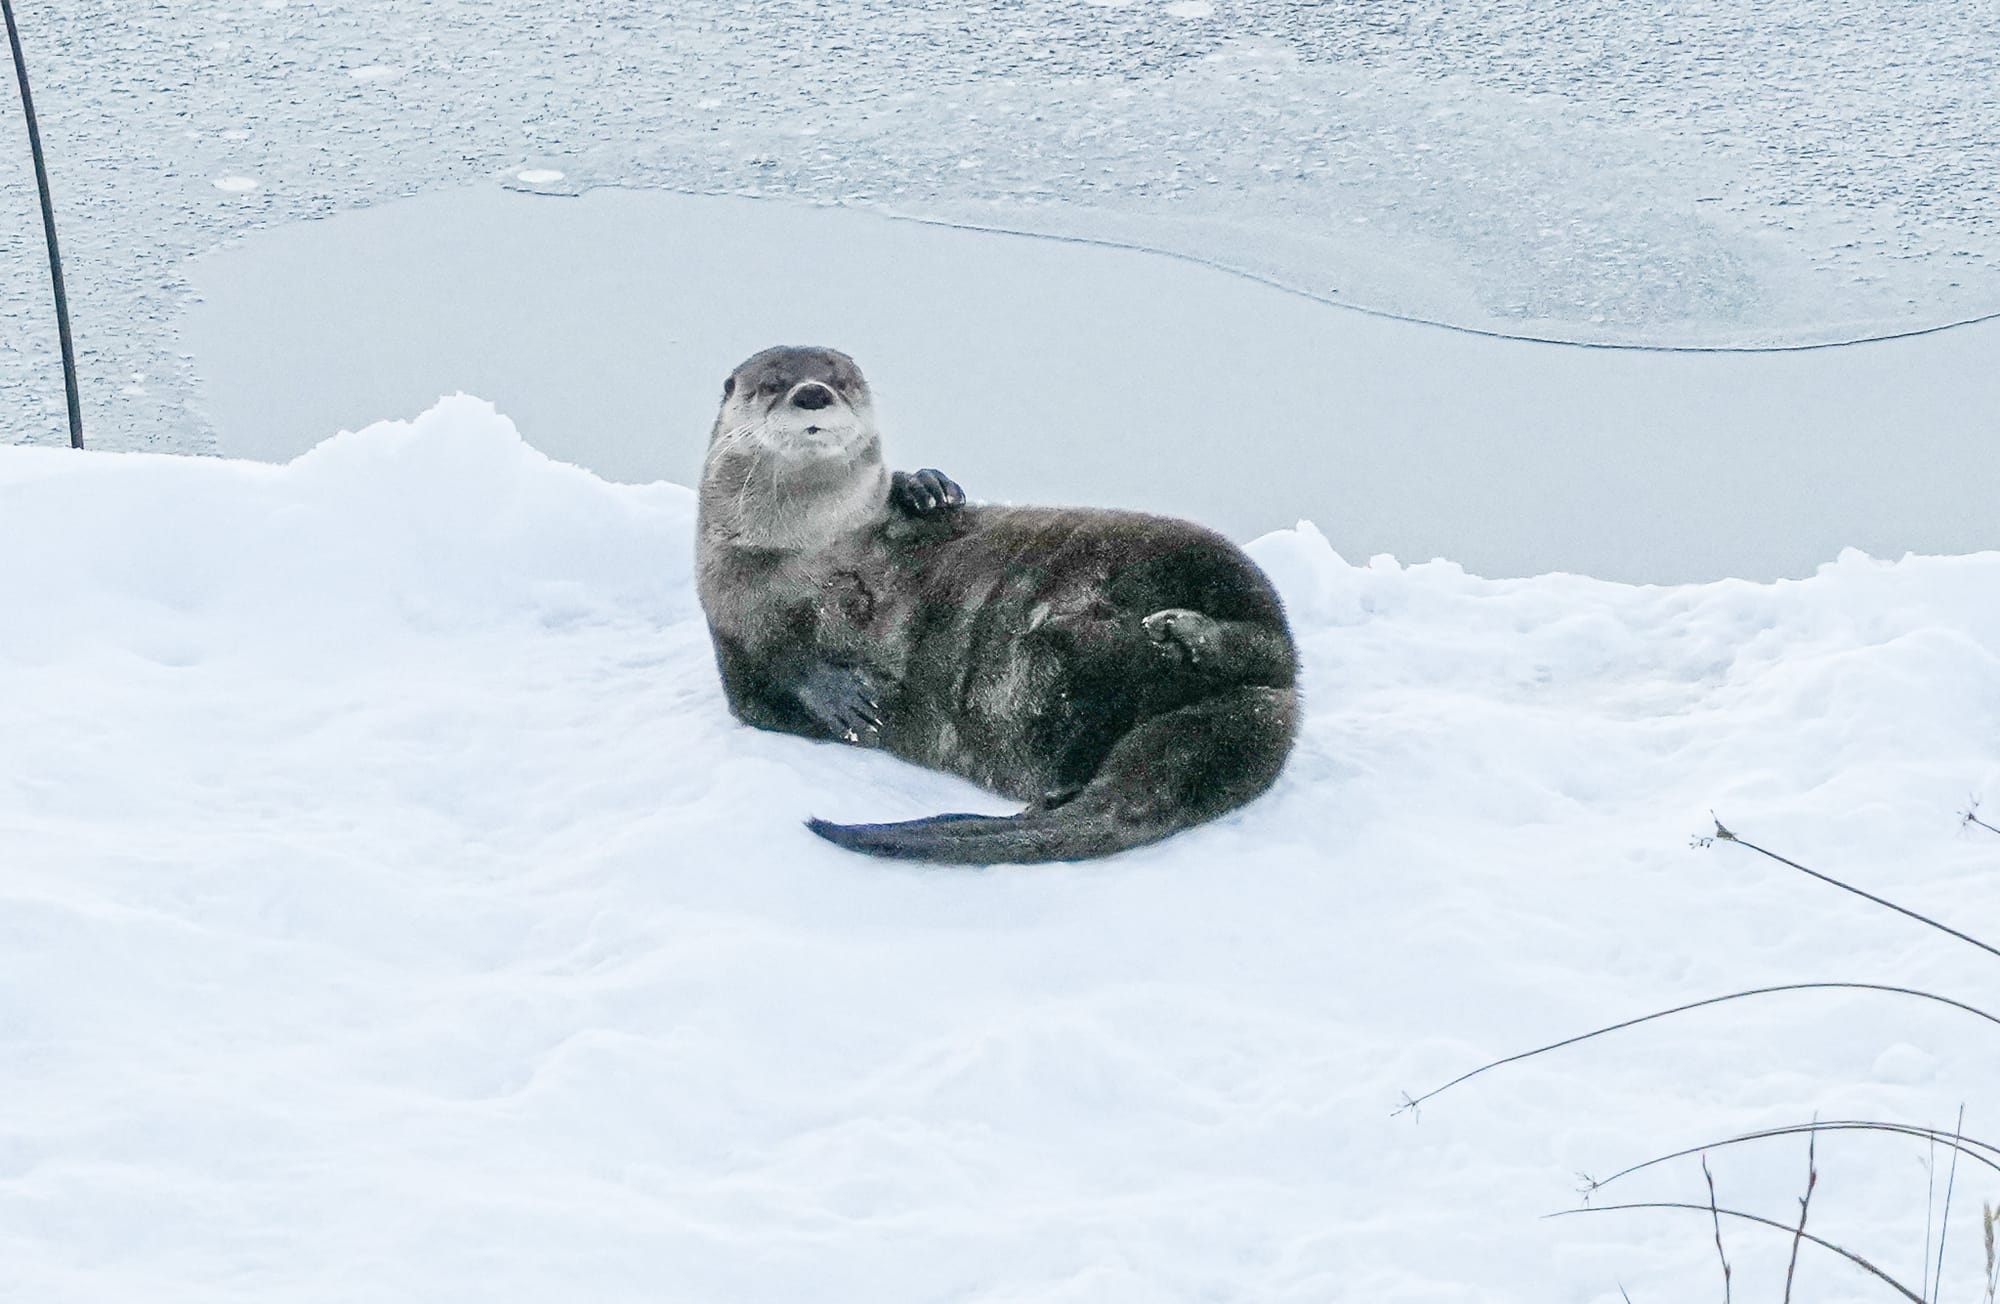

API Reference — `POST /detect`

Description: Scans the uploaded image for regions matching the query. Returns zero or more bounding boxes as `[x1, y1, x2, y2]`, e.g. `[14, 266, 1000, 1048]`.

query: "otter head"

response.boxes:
[710, 345, 880, 465]
[699, 346, 889, 549]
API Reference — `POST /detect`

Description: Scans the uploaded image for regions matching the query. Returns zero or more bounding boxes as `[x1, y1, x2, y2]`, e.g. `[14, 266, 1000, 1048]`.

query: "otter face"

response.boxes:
[711, 345, 878, 465]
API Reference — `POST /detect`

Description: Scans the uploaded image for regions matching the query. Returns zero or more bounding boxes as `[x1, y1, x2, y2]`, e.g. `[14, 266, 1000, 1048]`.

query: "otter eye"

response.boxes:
[722, 376, 736, 399]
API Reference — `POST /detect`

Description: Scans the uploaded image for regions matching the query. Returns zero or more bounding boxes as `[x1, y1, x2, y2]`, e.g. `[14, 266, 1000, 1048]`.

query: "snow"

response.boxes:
[5, 397, 1997, 1302]
[6, 4, 1996, 1285]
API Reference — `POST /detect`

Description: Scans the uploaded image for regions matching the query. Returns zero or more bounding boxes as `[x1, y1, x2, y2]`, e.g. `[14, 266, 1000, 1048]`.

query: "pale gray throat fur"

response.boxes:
[699, 419, 890, 551]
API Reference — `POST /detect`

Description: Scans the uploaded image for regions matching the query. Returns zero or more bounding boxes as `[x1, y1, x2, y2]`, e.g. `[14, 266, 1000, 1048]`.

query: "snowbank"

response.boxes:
[4, 399, 1997, 1303]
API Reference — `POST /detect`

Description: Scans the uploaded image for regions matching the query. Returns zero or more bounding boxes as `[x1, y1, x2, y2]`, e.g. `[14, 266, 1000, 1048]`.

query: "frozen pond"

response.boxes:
[182, 185, 2000, 585]
[6, 1, 2000, 456]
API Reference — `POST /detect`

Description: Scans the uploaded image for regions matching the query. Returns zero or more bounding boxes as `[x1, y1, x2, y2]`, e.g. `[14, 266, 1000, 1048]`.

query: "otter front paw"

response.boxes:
[890, 468, 965, 516]
[794, 662, 889, 746]
[1142, 608, 1222, 667]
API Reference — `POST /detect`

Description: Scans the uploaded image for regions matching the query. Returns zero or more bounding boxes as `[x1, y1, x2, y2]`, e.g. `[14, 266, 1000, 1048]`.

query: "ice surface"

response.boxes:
[4, 399, 1997, 1301]
[4, 1, 1999, 454]
[178, 186, 2000, 584]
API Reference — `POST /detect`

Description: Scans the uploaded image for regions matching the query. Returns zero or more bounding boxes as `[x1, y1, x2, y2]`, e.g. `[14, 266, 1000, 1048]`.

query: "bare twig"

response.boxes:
[1926, 1136, 1939, 1304]
[1395, 983, 2000, 1116]
[1705, 1156, 1733, 1304]
[1548, 1203, 1925, 1304]
[1582, 1120, 2000, 1194]
[1936, 1105, 1967, 1304]
[1709, 820, 2000, 961]
[1784, 1127, 1818, 1304]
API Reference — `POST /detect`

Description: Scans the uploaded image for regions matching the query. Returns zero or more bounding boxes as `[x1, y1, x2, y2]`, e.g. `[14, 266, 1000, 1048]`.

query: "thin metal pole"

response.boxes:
[3, 0, 83, 449]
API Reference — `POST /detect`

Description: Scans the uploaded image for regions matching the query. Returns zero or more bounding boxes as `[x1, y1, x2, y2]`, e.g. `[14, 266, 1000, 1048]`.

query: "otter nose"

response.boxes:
[791, 383, 835, 411]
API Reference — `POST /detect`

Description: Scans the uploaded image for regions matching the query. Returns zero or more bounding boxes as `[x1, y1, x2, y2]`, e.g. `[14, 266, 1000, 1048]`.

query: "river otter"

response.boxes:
[695, 345, 1297, 864]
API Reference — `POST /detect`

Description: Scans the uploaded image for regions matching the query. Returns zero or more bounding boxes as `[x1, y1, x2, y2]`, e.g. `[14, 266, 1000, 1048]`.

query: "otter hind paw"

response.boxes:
[890, 468, 965, 516]
[795, 662, 889, 746]
[1142, 608, 1222, 666]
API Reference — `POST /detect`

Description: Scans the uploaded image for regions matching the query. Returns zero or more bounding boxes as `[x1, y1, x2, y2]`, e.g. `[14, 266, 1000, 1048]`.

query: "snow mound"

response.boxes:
[4, 400, 1997, 1303]
[0, 395, 694, 665]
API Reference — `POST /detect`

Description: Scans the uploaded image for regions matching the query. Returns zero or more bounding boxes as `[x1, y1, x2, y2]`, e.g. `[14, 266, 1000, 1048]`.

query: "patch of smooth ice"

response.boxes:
[179, 185, 2000, 584]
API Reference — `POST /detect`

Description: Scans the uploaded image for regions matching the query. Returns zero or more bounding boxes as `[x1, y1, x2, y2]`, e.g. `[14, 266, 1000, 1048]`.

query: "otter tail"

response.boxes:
[806, 685, 1295, 865]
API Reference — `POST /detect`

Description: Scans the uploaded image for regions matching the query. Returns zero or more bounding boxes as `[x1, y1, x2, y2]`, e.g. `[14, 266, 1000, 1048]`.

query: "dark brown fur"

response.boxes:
[697, 346, 1298, 864]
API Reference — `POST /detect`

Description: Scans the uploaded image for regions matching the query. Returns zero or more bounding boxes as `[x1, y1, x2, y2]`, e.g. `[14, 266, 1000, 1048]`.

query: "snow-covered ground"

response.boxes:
[5, 399, 1997, 1303]
[7, 1, 1998, 1296]
[178, 185, 2000, 585]
[5, 0, 2000, 453]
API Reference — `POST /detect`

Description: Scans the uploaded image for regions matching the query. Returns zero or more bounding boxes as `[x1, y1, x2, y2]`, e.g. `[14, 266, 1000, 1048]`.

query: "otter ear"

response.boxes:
[722, 375, 736, 399]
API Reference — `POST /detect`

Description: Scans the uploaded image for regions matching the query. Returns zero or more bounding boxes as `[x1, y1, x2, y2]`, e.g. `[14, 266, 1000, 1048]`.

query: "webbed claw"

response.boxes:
[890, 468, 965, 516]
[794, 662, 890, 746]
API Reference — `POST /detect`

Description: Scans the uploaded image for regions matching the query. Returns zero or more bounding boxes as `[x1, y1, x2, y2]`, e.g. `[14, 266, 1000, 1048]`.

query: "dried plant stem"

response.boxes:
[1705, 1157, 1733, 1304]
[1926, 1137, 1939, 1304]
[2, 0, 83, 448]
[1935, 1105, 1967, 1304]
[1396, 983, 2000, 1116]
[1784, 1128, 1817, 1304]
[1548, 1203, 1925, 1304]
[1710, 821, 2000, 961]
[1980, 1203, 1995, 1304]
[1585, 1120, 2000, 1194]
